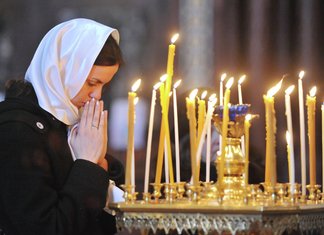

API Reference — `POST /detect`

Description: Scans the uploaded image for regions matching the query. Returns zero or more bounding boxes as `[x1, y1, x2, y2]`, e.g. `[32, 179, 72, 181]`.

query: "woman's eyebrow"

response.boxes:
[89, 78, 103, 84]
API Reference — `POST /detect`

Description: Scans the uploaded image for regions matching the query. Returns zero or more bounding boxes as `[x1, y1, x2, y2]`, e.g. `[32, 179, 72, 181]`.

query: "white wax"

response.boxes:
[173, 87, 181, 183]
[144, 89, 156, 193]
[285, 93, 295, 194]
[298, 78, 306, 196]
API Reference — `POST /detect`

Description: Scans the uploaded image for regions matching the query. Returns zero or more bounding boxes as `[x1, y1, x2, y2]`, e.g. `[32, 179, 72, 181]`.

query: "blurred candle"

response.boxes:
[125, 79, 141, 186]
[306, 86, 317, 186]
[219, 73, 227, 157]
[195, 94, 216, 184]
[198, 90, 207, 144]
[206, 94, 217, 182]
[186, 89, 198, 186]
[244, 114, 252, 186]
[298, 71, 307, 196]
[219, 77, 234, 186]
[322, 103, 324, 188]
[286, 131, 295, 195]
[173, 79, 182, 183]
[285, 85, 295, 192]
[238, 75, 246, 105]
[144, 82, 161, 193]
[238, 75, 246, 155]
[166, 33, 179, 77]
[155, 75, 167, 184]
[263, 79, 282, 186]
[219, 73, 227, 106]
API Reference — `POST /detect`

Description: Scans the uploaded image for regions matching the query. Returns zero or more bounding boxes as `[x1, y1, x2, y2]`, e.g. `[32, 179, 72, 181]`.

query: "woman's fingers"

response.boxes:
[91, 100, 102, 128]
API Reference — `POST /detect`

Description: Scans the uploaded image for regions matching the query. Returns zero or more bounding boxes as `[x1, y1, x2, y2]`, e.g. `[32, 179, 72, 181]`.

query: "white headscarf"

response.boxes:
[25, 18, 119, 125]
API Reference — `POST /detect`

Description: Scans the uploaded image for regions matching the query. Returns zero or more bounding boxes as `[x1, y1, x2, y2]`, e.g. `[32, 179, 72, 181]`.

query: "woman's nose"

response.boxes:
[90, 87, 102, 100]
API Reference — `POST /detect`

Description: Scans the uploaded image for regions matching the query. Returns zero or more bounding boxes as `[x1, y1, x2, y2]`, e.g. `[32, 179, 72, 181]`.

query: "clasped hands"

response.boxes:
[70, 98, 108, 171]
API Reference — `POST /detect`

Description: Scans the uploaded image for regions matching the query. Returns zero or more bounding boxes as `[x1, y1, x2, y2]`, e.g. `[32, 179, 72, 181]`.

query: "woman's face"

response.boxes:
[71, 64, 119, 108]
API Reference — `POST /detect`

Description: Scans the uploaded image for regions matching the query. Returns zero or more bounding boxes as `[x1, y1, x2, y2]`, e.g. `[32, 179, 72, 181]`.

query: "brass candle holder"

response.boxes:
[176, 181, 186, 199]
[121, 184, 138, 203]
[164, 183, 178, 202]
[150, 182, 163, 202]
[307, 184, 321, 203]
[213, 104, 257, 204]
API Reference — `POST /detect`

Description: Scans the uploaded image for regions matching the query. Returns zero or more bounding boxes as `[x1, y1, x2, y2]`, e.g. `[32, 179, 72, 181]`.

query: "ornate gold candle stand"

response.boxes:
[110, 104, 324, 234]
[213, 104, 255, 204]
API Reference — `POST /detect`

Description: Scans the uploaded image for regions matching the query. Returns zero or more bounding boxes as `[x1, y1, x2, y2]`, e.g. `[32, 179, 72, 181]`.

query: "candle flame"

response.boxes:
[134, 97, 139, 105]
[309, 86, 317, 97]
[160, 74, 168, 82]
[221, 73, 227, 82]
[267, 79, 283, 97]
[201, 90, 208, 99]
[225, 77, 234, 89]
[173, 79, 182, 89]
[171, 33, 179, 44]
[189, 88, 198, 100]
[153, 82, 162, 90]
[285, 85, 295, 95]
[238, 75, 246, 85]
[245, 114, 252, 121]
[299, 70, 305, 80]
[131, 79, 141, 92]
[286, 130, 290, 144]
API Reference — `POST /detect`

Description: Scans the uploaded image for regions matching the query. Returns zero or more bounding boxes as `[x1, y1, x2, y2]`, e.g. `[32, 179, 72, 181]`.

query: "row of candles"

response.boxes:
[124, 32, 323, 198]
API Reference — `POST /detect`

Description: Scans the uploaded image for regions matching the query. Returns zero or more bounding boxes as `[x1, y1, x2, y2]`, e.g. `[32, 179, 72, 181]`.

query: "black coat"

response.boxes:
[0, 81, 124, 235]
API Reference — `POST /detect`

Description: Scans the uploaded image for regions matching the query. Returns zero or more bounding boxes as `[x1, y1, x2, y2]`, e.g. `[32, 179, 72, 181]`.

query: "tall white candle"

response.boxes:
[238, 75, 246, 156]
[286, 131, 294, 195]
[219, 73, 227, 157]
[285, 85, 295, 194]
[195, 95, 217, 182]
[238, 75, 246, 105]
[132, 97, 139, 193]
[144, 82, 161, 193]
[298, 71, 306, 196]
[173, 79, 182, 183]
[206, 94, 217, 182]
[322, 103, 324, 188]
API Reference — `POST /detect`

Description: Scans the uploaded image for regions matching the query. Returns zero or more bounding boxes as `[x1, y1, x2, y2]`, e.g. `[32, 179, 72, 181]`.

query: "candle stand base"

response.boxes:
[176, 182, 186, 199]
[307, 184, 321, 203]
[150, 183, 163, 202]
[164, 183, 177, 202]
[142, 192, 151, 203]
[121, 184, 137, 203]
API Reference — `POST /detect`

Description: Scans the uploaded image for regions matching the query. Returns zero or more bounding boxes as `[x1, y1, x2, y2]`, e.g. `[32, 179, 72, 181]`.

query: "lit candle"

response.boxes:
[238, 75, 246, 105]
[298, 71, 307, 196]
[173, 79, 182, 183]
[125, 79, 141, 186]
[244, 114, 252, 186]
[186, 89, 198, 186]
[206, 94, 217, 182]
[219, 73, 227, 157]
[144, 82, 161, 193]
[286, 131, 294, 195]
[197, 90, 207, 145]
[155, 75, 167, 184]
[163, 35, 179, 184]
[219, 77, 234, 187]
[238, 75, 246, 155]
[306, 86, 317, 186]
[263, 79, 282, 186]
[195, 94, 217, 183]
[166, 33, 179, 77]
[285, 85, 295, 193]
[322, 103, 324, 188]
[219, 73, 227, 106]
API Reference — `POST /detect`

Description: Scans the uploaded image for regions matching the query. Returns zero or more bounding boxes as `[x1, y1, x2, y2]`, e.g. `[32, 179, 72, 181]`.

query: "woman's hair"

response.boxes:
[94, 35, 124, 66]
